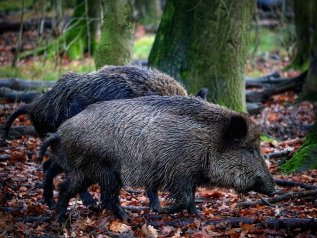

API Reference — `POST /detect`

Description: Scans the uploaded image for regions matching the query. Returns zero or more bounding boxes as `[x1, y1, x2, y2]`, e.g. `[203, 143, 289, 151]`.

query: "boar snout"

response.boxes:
[251, 175, 277, 196]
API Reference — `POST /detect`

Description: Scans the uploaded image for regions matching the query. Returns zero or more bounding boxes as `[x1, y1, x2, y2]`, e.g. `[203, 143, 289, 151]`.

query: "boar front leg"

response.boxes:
[162, 183, 197, 214]
[146, 188, 161, 212]
[56, 172, 91, 223]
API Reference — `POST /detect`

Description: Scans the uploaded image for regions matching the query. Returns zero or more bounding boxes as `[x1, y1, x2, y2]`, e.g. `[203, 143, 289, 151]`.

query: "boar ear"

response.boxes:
[224, 115, 248, 143]
[196, 88, 208, 100]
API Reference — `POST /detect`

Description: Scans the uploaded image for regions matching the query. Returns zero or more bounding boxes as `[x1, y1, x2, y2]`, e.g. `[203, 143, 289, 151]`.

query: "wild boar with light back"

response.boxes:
[3, 65, 207, 208]
[42, 96, 276, 221]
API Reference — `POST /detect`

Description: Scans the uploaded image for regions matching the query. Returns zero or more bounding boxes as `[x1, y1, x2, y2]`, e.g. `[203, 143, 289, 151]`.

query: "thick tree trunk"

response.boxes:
[291, 0, 316, 69]
[281, 121, 317, 173]
[149, 0, 254, 112]
[94, 0, 135, 69]
[281, 2, 317, 173]
[301, 2, 317, 101]
[63, 0, 101, 59]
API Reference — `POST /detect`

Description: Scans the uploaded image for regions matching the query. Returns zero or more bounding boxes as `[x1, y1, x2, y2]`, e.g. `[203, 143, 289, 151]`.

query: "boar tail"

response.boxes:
[2, 104, 31, 144]
[39, 133, 60, 160]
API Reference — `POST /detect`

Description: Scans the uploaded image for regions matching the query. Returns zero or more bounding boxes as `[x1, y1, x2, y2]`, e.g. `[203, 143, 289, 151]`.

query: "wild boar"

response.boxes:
[2, 65, 207, 208]
[41, 96, 276, 221]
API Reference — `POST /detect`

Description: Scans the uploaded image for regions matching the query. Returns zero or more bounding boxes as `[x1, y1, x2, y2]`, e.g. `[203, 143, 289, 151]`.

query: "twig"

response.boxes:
[237, 190, 317, 208]
[275, 179, 317, 190]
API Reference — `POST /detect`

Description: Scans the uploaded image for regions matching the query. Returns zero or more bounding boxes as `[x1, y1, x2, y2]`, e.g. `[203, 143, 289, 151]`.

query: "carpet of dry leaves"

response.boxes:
[0, 88, 317, 237]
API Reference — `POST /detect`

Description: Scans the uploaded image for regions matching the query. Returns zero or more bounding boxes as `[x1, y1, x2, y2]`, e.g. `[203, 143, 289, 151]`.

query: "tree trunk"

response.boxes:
[301, 1, 317, 101]
[281, 2, 317, 173]
[149, 0, 254, 112]
[291, 0, 316, 69]
[281, 121, 317, 173]
[94, 0, 135, 69]
[63, 0, 101, 59]
[134, 0, 162, 27]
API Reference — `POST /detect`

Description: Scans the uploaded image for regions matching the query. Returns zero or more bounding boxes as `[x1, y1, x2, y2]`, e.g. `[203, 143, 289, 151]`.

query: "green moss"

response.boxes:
[281, 124, 317, 173]
[260, 134, 277, 143]
[281, 143, 317, 173]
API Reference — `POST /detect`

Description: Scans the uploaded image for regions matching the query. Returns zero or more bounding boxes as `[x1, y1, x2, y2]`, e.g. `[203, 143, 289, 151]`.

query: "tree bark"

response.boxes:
[291, 0, 316, 69]
[149, 0, 255, 112]
[281, 121, 317, 173]
[94, 0, 135, 69]
[281, 2, 317, 173]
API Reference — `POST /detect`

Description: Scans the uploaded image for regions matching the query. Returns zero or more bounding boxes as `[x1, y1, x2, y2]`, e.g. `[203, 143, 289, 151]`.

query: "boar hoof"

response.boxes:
[150, 203, 161, 212]
[187, 205, 198, 215]
[115, 209, 130, 223]
[80, 192, 97, 207]
[45, 199, 56, 209]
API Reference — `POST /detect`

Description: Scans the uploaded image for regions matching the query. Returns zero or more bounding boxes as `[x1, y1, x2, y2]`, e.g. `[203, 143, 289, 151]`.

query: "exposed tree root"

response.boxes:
[0, 87, 40, 103]
[237, 190, 317, 208]
[0, 78, 56, 91]
[275, 179, 317, 190]
[148, 217, 317, 231]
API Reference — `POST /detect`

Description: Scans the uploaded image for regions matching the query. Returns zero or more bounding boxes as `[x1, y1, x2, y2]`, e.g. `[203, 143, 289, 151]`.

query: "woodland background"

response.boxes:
[0, 0, 317, 237]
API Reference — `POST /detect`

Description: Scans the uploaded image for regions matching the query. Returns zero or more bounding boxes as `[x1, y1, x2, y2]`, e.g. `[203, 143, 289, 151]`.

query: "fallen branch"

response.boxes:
[149, 217, 317, 231]
[275, 179, 317, 190]
[16, 216, 51, 223]
[0, 87, 41, 103]
[247, 103, 264, 115]
[246, 71, 307, 103]
[0, 78, 56, 91]
[264, 149, 293, 159]
[237, 190, 317, 208]
[6, 126, 37, 139]
[245, 71, 280, 87]
[278, 138, 305, 147]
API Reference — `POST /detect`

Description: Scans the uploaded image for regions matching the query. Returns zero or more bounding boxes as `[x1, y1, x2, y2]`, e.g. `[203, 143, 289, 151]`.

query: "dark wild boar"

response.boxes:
[3, 65, 207, 208]
[41, 96, 276, 222]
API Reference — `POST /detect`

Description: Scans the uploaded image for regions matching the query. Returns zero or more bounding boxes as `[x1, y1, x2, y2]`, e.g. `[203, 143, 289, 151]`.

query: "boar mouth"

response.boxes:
[249, 176, 277, 197]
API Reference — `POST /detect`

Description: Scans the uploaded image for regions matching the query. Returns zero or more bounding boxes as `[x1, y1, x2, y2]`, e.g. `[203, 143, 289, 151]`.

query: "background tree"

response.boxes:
[149, 0, 255, 112]
[281, 1, 317, 173]
[134, 0, 162, 29]
[94, 0, 135, 68]
[290, 0, 316, 70]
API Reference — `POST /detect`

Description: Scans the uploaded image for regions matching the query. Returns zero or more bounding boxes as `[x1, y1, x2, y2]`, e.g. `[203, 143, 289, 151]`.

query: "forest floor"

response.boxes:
[0, 15, 317, 237]
[0, 67, 317, 237]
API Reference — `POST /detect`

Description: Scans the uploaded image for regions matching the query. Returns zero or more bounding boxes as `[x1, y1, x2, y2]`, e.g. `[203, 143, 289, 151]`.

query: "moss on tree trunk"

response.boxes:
[281, 122, 317, 173]
[149, 0, 254, 112]
[95, 0, 135, 69]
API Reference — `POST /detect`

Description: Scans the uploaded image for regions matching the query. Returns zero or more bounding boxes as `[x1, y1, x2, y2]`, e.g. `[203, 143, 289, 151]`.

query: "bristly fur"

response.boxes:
[4, 65, 187, 139]
[2, 65, 189, 208]
[45, 96, 276, 220]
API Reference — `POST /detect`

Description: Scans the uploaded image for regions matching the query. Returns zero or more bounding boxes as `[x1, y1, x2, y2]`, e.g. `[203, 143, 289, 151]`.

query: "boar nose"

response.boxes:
[266, 186, 277, 197]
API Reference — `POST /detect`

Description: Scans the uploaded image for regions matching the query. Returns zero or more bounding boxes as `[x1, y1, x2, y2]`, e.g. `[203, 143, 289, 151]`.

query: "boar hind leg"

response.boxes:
[162, 183, 197, 214]
[79, 191, 97, 208]
[43, 162, 64, 208]
[99, 168, 129, 221]
[56, 172, 90, 223]
[146, 188, 161, 212]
